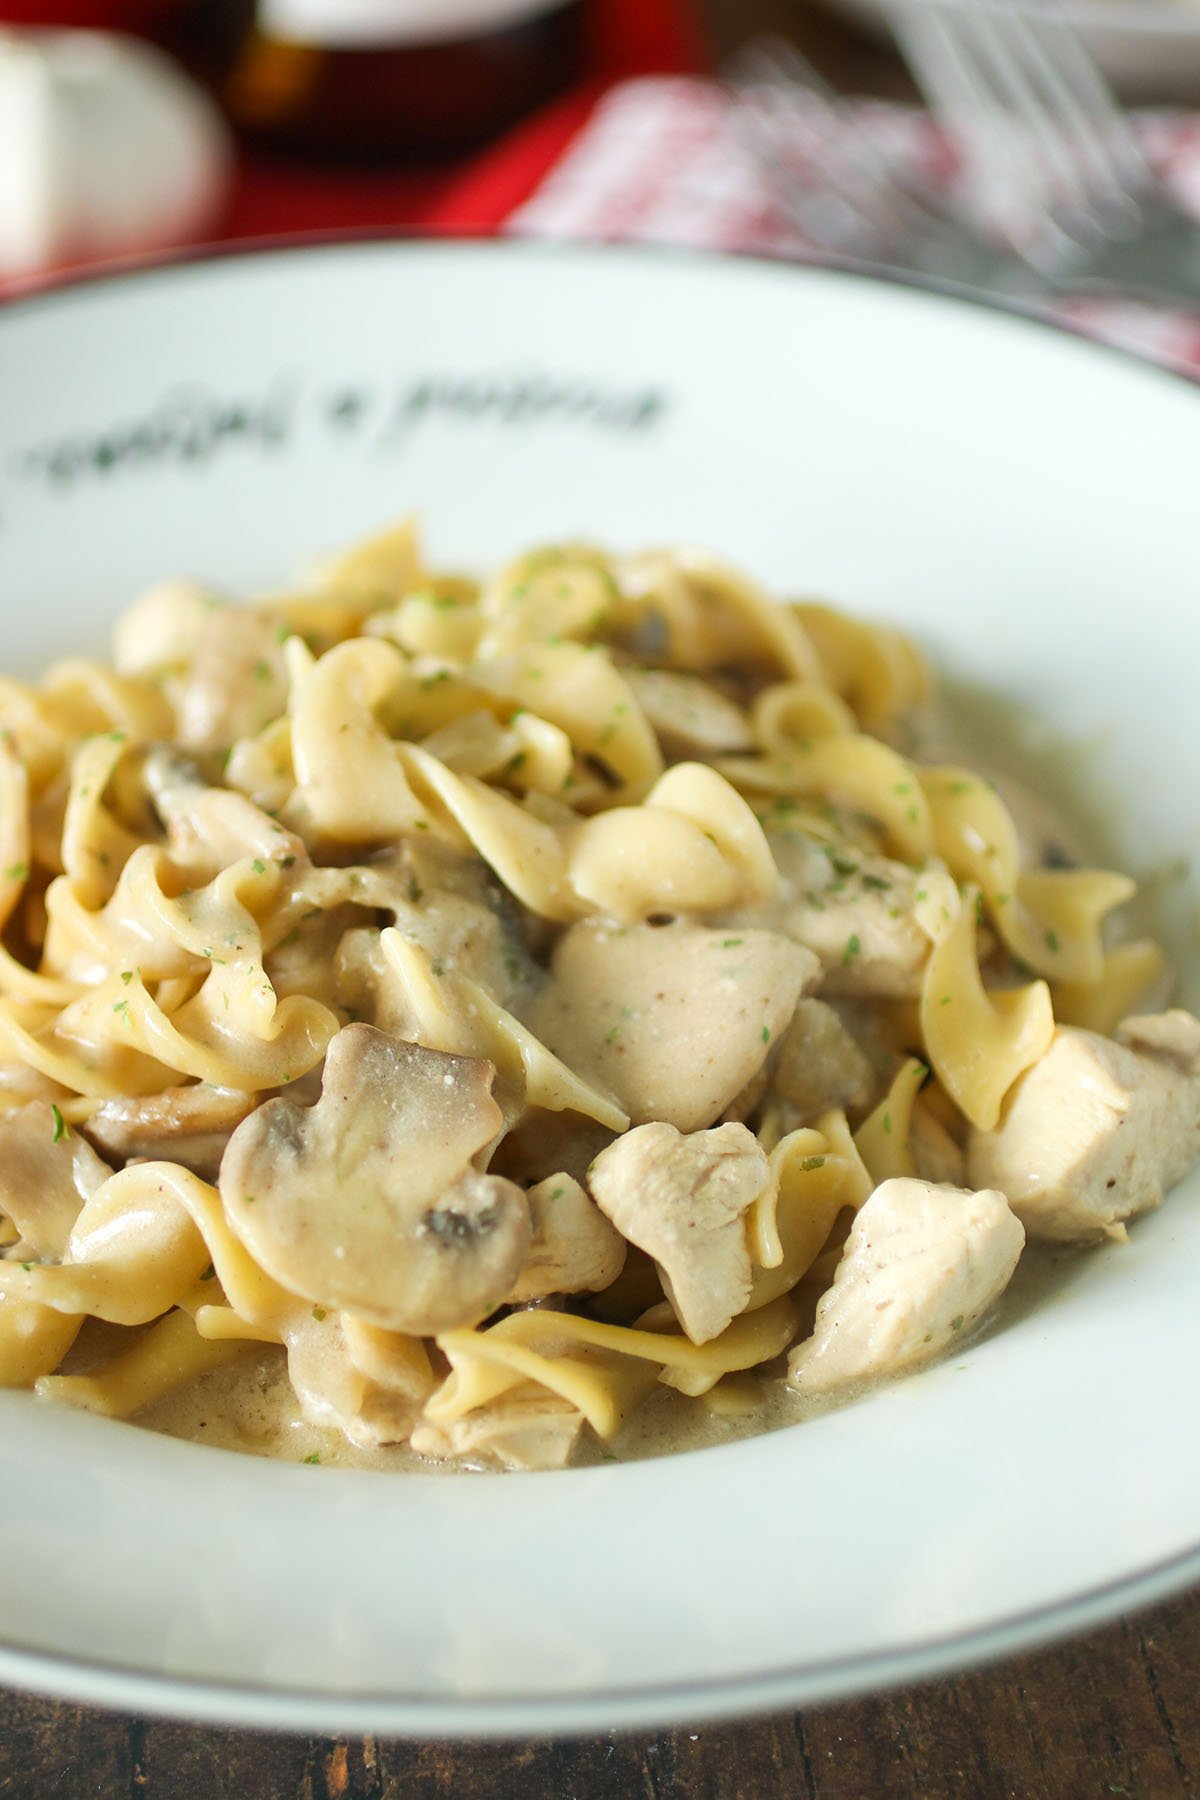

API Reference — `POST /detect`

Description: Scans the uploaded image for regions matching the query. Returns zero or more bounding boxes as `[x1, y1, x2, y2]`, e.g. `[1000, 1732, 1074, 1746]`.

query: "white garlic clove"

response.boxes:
[0, 28, 233, 279]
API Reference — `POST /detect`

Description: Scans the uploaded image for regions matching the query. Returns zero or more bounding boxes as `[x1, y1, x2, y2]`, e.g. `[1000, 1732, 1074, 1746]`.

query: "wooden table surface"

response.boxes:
[4, 5, 1198, 1796]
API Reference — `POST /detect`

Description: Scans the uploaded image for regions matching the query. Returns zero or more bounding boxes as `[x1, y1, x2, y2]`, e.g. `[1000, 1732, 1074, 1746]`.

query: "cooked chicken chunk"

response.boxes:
[0, 1102, 112, 1259]
[787, 1177, 1024, 1393]
[173, 604, 290, 753]
[753, 834, 932, 999]
[588, 1121, 771, 1344]
[967, 1010, 1200, 1242]
[524, 919, 818, 1134]
[220, 1025, 531, 1333]
[771, 997, 877, 1123]
[511, 1173, 626, 1302]
[285, 1311, 435, 1450]
[410, 1388, 584, 1471]
[84, 1084, 257, 1181]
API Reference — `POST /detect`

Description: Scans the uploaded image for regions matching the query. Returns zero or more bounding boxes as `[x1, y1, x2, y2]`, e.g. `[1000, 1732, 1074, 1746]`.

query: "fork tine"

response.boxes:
[727, 36, 945, 250]
[893, 4, 1072, 248]
[1014, 7, 1152, 205]
[895, 1, 1129, 259]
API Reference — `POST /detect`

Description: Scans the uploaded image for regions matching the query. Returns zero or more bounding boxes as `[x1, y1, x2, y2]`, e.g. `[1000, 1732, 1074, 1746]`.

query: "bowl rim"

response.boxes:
[2, 235, 1198, 1735]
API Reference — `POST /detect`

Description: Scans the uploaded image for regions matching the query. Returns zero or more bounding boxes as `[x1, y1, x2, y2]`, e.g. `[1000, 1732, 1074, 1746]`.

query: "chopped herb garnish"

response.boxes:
[199, 1264, 216, 1282]
[799, 1155, 827, 1173]
[252, 857, 267, 875]
[112, 999, 129, 1016]
[407, 876, 423, 904]
[604, 1024, 621, 1045]
[842, 933, 862, 967]
[549, 1186, 565, 1201]
[720, 938, 744, 949]
[120, 969, 133, 986]
[20, 1262, 33, 1273]
[3, 862, 28, 882]
[761, 1024, 770, 1044]
[303, 1452, 321, 1464]
[883, 1111, 893, 1135]
[1045, 927, 1060, 952]
[939, 995, 953, 1006]
[950, 1314, 965, 1332]
[860, 873, 890, 892]
[948, 780, 974, 795]
[50, 1103, 67, 1142]
[278, 854, 297, 870]
[312, 1305, 327, 1322]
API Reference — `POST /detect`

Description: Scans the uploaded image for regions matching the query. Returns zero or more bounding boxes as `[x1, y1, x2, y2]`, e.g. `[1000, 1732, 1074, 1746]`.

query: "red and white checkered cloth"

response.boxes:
[507, 76, 1200, 376]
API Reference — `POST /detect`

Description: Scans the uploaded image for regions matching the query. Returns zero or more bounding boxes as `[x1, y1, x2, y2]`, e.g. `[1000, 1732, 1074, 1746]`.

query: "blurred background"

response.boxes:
[3, 0, 1200, 365]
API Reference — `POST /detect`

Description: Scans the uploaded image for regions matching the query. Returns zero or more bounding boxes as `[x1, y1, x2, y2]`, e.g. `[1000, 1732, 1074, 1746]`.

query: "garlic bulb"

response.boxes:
[0, 29, 233, 279]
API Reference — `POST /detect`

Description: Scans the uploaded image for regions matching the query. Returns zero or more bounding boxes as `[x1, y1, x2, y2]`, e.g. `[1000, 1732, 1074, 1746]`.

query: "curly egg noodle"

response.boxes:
[0, 521, 1194, 1472]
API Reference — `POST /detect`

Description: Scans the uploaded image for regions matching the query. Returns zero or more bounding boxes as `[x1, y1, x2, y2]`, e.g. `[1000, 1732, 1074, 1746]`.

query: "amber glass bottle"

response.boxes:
[159, 0, 584, 160]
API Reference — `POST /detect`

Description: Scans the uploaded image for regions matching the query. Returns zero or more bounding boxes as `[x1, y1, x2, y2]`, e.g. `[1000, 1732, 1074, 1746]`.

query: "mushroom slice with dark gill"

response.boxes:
[219, 1024, 531, 1334]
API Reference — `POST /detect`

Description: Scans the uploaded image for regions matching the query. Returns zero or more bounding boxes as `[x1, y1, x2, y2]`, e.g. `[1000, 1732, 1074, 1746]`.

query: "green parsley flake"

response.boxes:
[120, 969, 133, 986]
[720, 938, 744, 949]
[842, 933, 861, 967]
[3, 862, 28, 882]
[312, 1305, 327, 1322]
[50, 1104, 66, 1144]
[303, 1452, 321, 1465]
[799, 1155, 827, 1173]
[200, 1264, 216, 1282]
[252, 858, 267, 875]
[761, 1024, 770, 1044]
[1045, 927, 1060, 952]
[883, 1111, 893, 1135]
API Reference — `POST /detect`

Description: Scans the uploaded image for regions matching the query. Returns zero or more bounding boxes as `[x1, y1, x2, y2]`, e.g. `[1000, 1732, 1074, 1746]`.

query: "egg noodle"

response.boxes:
[0, 520, 1194, 1471]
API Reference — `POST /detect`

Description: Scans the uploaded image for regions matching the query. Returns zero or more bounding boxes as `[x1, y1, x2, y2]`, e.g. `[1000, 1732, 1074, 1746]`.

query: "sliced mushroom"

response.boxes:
[523, 919, 818, 1134]
[623, 669, 754, 758]
[83, 1084, 259, 1181]
[219, 1024, 531, 1334]
[588, 1121, 771, 1344]
[787, 1177, 1025, 1393]
[0, 1102, 113, 1259]
[770, 997, 876, 1124]
[145, 746, 306, 880]
[510, 1174, 626, 1303]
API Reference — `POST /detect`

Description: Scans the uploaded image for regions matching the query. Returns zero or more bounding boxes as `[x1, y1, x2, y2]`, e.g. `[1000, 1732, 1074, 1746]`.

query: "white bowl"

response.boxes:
[1, 240, 1198, 1734]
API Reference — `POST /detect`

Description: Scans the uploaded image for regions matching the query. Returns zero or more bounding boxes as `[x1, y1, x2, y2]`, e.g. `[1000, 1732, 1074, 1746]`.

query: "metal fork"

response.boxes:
[727, 37, 1043, 300]
[891, 0, 1200, 308]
